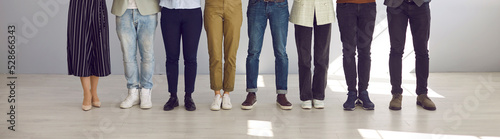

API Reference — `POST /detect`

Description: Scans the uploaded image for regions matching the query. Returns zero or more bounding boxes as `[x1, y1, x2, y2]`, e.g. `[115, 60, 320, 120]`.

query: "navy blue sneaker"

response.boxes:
[357, 90, 375, 110]
[343, 91, 357, 111]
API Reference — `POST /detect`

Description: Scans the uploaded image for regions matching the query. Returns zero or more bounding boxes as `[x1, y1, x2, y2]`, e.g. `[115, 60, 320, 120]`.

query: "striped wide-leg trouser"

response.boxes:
[67, 0, 111, 77]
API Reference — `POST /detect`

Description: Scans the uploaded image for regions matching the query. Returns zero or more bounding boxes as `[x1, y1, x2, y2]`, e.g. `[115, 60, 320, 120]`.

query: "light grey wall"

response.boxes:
[429, 1, 500, 72]
[1, 0, 499, 75]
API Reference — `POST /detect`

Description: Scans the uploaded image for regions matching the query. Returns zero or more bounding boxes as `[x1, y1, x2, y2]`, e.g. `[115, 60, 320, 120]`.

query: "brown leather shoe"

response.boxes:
[241, 92, 257, 110]
[277, 94, 292, 110]
[389, 94, 402, 110]
[417, 94, 436, 110]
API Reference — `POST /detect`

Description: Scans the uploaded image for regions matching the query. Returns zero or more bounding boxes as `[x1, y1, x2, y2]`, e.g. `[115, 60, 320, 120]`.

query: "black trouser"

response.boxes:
[295, 16, 331, 101]
[161, 8, 203, 94]
[387, 2, 431, 95]
[337, 2, 377, 94]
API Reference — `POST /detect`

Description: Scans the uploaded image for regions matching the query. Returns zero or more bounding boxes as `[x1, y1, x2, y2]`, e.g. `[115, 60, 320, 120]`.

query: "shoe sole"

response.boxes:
[343, 107, 355, 111]
[185, 107, 196, 111]
[120, 102, 140, 109]
[210, 106, 221, 111]
[389, 106, 402, 110]
[241, 102, 256, 110]
[163, 103, 179, 111]
[277, 103, 292, 110]
[362, 107, 375, 110]
[163, 107, 176, 111]
[301, 106, 312, 109]
[314, 106, 324, 109]
[140, 105, 152, 109]
[417, 101, 436, 111]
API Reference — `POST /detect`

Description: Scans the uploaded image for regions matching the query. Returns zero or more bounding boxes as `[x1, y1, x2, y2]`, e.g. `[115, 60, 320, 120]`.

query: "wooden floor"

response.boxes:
[1, 73, 500, 139]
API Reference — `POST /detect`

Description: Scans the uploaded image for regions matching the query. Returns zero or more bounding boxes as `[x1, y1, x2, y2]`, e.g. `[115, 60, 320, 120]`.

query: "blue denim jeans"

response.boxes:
[246, 0, 289, 94]
[116, 9, 157, 89]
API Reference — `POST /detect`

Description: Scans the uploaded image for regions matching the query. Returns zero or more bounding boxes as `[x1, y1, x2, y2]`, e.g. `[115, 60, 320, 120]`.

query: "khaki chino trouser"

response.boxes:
[204, 0, 243, 92]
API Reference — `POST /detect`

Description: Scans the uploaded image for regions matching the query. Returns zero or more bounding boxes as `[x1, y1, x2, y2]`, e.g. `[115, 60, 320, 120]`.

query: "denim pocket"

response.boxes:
[276, 1, 288, 8]
[249, 0, 258, 6]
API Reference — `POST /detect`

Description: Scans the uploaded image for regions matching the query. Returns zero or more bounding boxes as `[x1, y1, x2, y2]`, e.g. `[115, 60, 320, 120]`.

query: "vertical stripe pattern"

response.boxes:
[67, 0, 111, 77]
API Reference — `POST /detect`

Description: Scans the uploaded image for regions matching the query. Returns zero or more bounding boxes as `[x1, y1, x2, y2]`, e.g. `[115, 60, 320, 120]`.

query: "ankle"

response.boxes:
[185, 93, 192, 98]
[170, 93, 177, 98]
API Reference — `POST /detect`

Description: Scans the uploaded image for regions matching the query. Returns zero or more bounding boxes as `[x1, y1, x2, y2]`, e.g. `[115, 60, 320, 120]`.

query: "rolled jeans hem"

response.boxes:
[246, 88, 258, 93]
[277, 90, 287, 94]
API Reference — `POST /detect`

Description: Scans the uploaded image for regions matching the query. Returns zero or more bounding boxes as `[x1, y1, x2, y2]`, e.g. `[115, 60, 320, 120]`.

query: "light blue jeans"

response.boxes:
[116, 9, 157, 89]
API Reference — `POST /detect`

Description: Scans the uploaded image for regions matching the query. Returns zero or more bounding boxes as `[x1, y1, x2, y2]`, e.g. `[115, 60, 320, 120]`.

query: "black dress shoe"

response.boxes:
[163, 97, 179, 111]
[184, 97, 196, 111]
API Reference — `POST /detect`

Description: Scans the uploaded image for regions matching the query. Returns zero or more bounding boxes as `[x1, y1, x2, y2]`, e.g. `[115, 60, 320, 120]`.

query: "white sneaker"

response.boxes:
[120, 88, 140, 109]
[313, 99, 324, 109]
[301, 100, 312, 109]
[140, 88, 152, 109]
[210, 94, 222, 111]
[222, 94, 232, 110]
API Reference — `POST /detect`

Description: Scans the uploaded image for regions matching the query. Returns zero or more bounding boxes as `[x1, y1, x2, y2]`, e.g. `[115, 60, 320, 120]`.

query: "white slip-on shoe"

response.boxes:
[222, 94, 232, 110]
[210, 94, 222, 111]
[301, 100, 312, 109]
[140, 88, 152, 109]
[313, 99, 325, 109]
[120, 88, 140, 109]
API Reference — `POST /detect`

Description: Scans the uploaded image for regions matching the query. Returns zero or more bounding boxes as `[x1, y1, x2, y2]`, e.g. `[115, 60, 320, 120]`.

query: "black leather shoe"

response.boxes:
[184, 97, 196, 111]
[163, 97, 179, 111]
